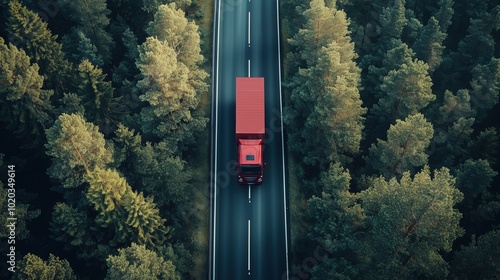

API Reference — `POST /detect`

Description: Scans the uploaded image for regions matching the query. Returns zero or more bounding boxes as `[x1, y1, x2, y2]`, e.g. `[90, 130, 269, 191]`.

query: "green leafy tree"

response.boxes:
[368, 113, 434, 178]
[105, 243, 180, 280]
[76, 60, 124, 135]
[7, 0, 72, 94]
[0, 37, 53, 146]
[14, 253, 77, 280]
[136, 36, 207, 151]
[357, 167, 463, 279]
[451, 230, 500, 279]
[58, 0, 114, 62]
[45, 113, 113, 188]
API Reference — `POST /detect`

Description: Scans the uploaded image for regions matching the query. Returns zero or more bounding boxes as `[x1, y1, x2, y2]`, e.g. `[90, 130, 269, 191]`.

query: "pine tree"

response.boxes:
[85, 167, 169, 247]
[371, 58, 435, 125]
[58, 0, 114, 63]
[61, 28, 104, 67]
[7, 0, 72, 94]
[136, 36, 207, 151]
[358, 167, 463, 279]
[451, 230, 500, 279]
[285, 0, 366, 168]
[76, 60, 124, 135]
[14, 253, 77, 280]
[412, 17, 447, 72]
[45, 113, 113, 188]
[469, 58, 500, 121]
[146, 3, 204, 70]
[368, 113, 434, 179]
[105, 243, 180, 280]
[0, 37, 53, 147]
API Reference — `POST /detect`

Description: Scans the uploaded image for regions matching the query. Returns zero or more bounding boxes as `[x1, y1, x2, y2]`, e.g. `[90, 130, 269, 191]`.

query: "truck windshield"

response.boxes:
[240, 165, 261, 175]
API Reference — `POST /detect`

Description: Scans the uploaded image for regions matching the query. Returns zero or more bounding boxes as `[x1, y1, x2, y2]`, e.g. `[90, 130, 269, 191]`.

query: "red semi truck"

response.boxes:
[236, 77, 265, 184]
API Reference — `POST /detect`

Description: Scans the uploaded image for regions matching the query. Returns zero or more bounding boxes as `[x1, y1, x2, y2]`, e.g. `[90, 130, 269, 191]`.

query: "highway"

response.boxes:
[209, 0, 289, 279]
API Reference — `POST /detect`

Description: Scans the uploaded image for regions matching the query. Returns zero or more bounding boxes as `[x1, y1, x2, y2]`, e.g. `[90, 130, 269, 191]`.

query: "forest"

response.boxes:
[0, 0, 211, 279]
[281, 0, 500, 279]
[0, 0, 499, 279]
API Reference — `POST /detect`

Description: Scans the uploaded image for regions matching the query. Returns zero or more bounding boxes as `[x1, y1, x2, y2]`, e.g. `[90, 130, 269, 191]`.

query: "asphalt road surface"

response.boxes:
[209, 0, 289, 279]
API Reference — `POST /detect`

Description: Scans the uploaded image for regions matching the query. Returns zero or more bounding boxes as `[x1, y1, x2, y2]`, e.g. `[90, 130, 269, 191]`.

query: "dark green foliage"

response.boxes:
[286, 0, 366, 170]
[412, 17, 446, 72]
[50, 202, 108, 260]
[58, 0, 114, 63]
[61, 28, 104, 67]
[469, 58, 500, 121]
[14, 253, 77, 280]
[105, 243, 180, 280]
[367, 113, 434, 178]
[75, 60, 125, 135]
[0, 37, 53, 146]
[356, 167, 463, 279]
[451, 230, 500, 279]
[455, 159, 498, 208]
[7, 0, 72, 94]
[0, 181, 40, 241]
[85, 167, 169, 247]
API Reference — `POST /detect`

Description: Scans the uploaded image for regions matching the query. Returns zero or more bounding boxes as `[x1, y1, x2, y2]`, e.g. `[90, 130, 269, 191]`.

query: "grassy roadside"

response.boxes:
[190, 0, 213, 278]
[280, 15, 309, 266]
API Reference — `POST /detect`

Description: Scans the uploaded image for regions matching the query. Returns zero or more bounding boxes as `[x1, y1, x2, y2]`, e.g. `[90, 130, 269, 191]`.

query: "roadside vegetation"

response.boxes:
[0, 0, 212, 279]
[281, 0, 500, 279]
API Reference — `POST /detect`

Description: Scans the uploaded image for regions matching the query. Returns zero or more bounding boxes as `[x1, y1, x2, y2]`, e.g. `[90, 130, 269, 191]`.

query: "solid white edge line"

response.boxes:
[248, 219, 251, 272]
[212, 0, 221, 278]
[248, 11, 251, 45]
[276, 0, 289, 278]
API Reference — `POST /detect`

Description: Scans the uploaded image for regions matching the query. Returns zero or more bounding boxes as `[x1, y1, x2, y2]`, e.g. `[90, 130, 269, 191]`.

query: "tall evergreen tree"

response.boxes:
[105, 243, 180, 280]
[412, 17, 447, 72]
[85, 167, 169, 247]
[136, 36, 207, 151]
[371, 58, 435, 126]
[45, 113, 113, 188]
[76, 60, 124, 135]
[58, 0, 114, 63]
[286, 0, 366, 168]
[61, 28, 104, 67]
[357, 167, 463, 279]
[0, 37, 53, 147]
[367, 113, 434, 178]
[7, 0, 72, 94]
[146, 3, 204, 71]
[469, 57, 500, 121]
[14, 253, 77, 280]
[451, 230, 500, 279]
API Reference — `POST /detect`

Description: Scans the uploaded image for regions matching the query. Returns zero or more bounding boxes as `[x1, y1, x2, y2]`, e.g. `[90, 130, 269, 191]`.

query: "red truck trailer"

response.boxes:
[236, 77, 265, 184]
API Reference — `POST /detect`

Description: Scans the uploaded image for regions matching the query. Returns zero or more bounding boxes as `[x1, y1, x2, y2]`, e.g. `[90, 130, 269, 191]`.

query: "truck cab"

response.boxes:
[237, 139, 264, 184]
